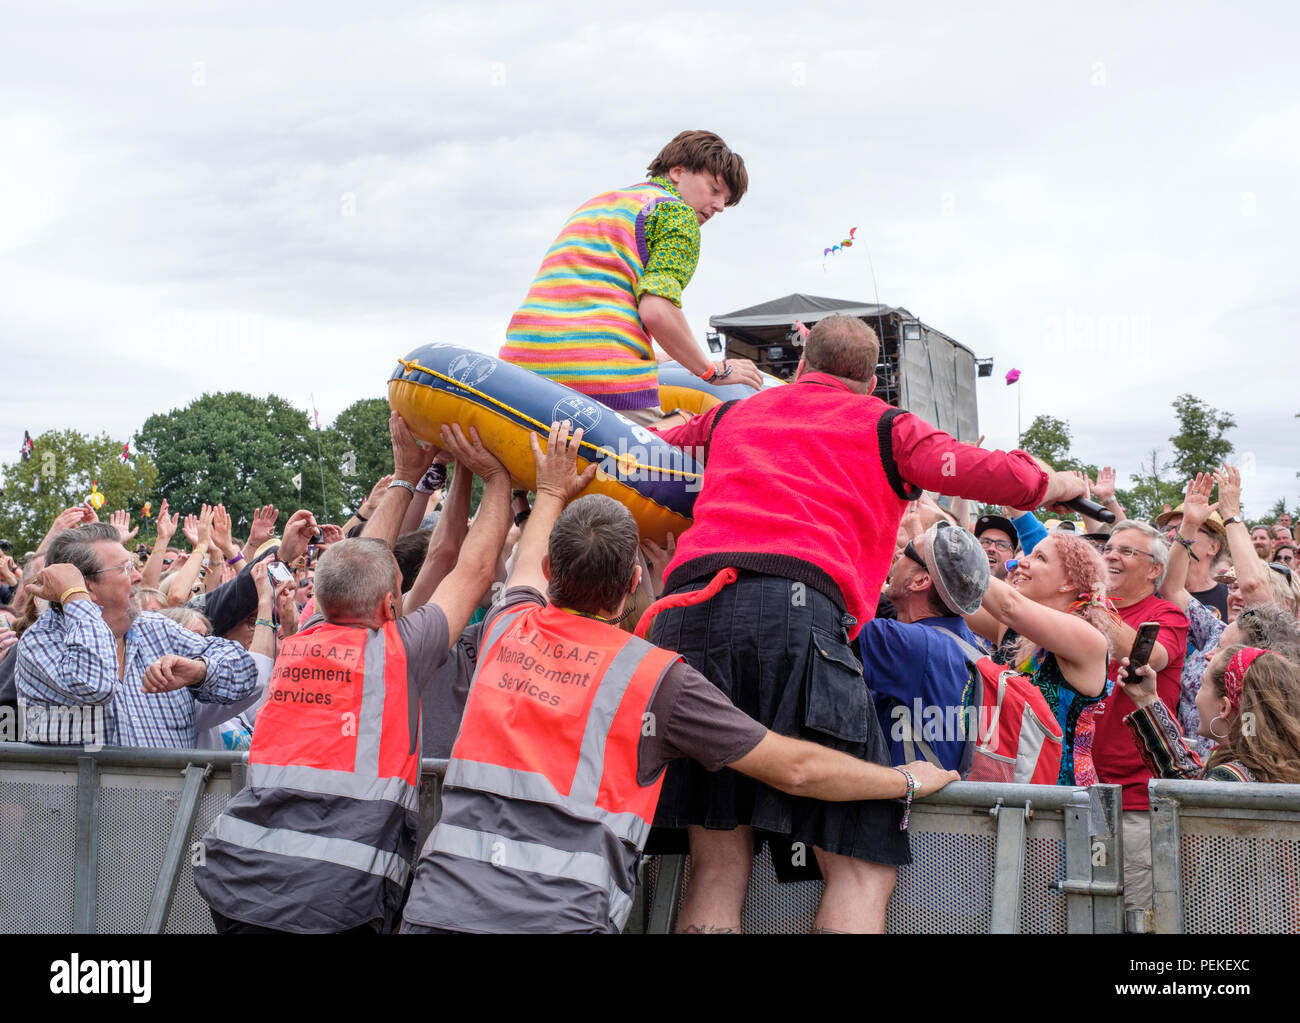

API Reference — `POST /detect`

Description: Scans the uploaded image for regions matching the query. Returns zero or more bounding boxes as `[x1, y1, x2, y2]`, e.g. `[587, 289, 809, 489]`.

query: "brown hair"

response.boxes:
[647, 131, 748, 206]
[547, 496, 639, 614]
[802, 315, 880, 382]
[1205, 645, 1300, 783]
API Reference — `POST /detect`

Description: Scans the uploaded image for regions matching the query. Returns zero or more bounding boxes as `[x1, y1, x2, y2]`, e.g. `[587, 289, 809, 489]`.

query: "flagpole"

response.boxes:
[1017, 383, 1022, 447]
[311, 394, 328, 523]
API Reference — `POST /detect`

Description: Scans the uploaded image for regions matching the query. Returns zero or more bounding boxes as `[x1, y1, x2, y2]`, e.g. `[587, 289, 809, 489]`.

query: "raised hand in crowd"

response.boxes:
[898, 499, 924, 546]
[210, 504, 236, 560]
[166, 505, 216, 605]
[362, 413, 438, 548]
[109, 509, 139, 543]
[244, 504, 279, 557]
[316, 523, 344, 547]
[142, 498, 179, 589]
[275, 578, 299, 638]
[278, 509, 319, 567]
[36, 506, 95, 554]
[1213, 464, 1271, 607]
[247, 560, 279, 658]
[1162, 473, 1217, 611]
[640, 532, 676, 600]
[0, 554, 19, 588]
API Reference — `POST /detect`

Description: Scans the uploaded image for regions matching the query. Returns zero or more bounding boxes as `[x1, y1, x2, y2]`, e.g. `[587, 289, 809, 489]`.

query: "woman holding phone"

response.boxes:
[1117, 645, 1300, 783]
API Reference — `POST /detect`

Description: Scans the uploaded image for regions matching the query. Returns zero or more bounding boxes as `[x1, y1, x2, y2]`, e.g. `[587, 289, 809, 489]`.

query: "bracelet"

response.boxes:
[355, 509, 369, 523]
[254, 618, 276, 630]
[1175, 535, 1199, 562]
[895, 767, 917, 831]
[388, 479, 416, 496]
[699, 363, 718, 382]
[59, 586, 90, 604]
[227, 553, 245, 565]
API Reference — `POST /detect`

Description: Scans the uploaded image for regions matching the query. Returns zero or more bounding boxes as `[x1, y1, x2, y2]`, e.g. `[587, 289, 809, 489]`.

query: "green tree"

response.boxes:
[1115, 448, 1182, 523]
[1018, 415, 1097, 478]
[330, 398, 394, 515]
[1168, 394, 1235, 481]
[0, 430, 158, 554]
[135, 392, 346, 533]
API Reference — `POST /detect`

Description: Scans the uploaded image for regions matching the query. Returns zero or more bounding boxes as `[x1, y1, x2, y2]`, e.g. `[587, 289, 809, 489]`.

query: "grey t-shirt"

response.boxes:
[481, 588, 766, 782]
[420, 622, 481, 759]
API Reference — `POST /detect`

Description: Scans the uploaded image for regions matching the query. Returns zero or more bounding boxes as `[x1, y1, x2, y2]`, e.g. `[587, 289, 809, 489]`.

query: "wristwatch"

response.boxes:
[1222, 516, 1242, 527]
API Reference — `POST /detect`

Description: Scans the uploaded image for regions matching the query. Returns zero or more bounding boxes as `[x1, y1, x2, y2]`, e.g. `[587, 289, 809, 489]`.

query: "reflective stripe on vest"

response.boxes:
[208, 619, 419, 894]
[208, 813, 411, 887]
[429, 823, 632, 929]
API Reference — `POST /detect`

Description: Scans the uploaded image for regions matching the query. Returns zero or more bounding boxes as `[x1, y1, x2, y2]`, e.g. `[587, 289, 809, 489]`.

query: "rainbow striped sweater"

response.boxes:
[500, 180, 690, 410]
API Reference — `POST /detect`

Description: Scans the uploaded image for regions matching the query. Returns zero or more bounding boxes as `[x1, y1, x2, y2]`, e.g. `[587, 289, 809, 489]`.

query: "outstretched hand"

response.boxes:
[530, 420, 597, 502]
[439, 423, 508, 481]
[1181, 473, 1219, 532]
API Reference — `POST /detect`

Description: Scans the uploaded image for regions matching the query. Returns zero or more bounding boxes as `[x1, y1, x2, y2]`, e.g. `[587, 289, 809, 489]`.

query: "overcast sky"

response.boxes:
[3, 3, 1298, 515]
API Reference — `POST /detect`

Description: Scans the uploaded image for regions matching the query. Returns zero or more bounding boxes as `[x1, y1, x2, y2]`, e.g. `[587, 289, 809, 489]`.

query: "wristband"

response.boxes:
[254, 618, 276, 630]
[59, 586, 91, 604]
[699, 363, 718, 382]
[417, 464, 448, 494]
[355, 509, 369, 523]
[227, 553, 245, 565]
[388, 479, 416, 496]
[1174, 535, 1199, 562]
[895, 767, 917, 831]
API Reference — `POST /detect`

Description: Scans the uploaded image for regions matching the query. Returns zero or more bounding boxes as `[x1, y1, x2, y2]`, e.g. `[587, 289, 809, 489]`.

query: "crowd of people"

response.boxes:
[3, 130, 1300, 935]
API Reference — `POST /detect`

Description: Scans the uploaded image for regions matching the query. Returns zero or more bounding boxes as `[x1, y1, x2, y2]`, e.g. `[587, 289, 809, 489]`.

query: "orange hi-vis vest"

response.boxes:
[401, 602, 679, 933]
[194, 619, 420, 933]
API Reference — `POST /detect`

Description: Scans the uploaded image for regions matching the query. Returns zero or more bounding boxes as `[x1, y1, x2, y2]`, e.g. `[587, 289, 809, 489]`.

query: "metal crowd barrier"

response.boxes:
[3, 742, 1298, 934]
[1150, 778, 1300, 935]
[639, 781, 1126, 934]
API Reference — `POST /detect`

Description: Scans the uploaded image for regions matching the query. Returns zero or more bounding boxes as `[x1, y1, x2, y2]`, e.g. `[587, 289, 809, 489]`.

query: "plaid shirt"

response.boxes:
[15, 601, 257, 747]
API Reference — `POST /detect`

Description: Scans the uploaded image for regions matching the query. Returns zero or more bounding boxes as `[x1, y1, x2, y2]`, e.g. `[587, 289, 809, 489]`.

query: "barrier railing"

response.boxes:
[640, 781, 1126, 934]
[4, 743, 1299, 934]
[1149, 778, 1300, 935]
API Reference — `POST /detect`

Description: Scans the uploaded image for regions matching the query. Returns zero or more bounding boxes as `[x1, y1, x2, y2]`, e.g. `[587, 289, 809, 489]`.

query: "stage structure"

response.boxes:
[707, 293, 985, 443]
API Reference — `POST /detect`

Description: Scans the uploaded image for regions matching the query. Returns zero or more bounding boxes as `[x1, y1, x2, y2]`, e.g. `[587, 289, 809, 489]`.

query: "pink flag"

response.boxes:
[1005, 368, 1021, 386]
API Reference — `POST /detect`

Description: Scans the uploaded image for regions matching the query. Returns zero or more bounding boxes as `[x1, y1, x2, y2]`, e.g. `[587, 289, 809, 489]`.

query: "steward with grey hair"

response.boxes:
[195, 422, 514, 935]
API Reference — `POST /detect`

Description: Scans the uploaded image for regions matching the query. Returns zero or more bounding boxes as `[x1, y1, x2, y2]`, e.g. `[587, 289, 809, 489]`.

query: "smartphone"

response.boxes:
[267, 561, 294, 587]
[1126, 622, 1161, 676]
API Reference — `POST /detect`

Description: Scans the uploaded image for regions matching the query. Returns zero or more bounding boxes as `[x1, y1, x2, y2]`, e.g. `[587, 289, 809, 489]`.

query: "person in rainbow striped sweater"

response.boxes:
[499, 130, 763, 426]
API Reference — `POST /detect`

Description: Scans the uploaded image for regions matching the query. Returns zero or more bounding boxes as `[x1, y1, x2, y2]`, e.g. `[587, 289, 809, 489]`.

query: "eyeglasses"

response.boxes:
[85, 560, 136, 579]
[902, 541, 927, 570]
[1102, 543, 1156, 560]
[979, 538, 1013, 553]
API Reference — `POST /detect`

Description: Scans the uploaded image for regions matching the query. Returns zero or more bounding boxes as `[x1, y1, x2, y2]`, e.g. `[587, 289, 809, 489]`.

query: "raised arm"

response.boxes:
[507, 421, 598, 598]
[1214, 465, 1271, 607]
[363, 412, 434, 549]
[141, 500, 177, 589]
[975, 575, 1109, 695]
[427, 425, 513, 647]
[1165, 473, 1218, 612]
[403, 460, 473, 614]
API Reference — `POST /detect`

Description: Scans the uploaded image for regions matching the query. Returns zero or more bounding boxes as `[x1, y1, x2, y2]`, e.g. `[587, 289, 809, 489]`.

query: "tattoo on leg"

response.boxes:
[678, 924, 742, 934]
[810, 926, 852, 934]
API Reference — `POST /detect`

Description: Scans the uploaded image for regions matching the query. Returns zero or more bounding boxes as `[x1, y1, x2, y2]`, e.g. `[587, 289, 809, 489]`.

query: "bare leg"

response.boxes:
[675, 825, 754, 933]
[811, 846, 896, 934]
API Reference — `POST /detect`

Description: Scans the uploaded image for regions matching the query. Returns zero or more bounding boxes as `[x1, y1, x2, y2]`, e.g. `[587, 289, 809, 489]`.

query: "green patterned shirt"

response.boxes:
[635, 176, 701, 308]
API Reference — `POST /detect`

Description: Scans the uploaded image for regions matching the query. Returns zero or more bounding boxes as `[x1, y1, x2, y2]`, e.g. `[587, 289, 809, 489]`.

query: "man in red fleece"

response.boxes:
[645, 314, 1087, 932]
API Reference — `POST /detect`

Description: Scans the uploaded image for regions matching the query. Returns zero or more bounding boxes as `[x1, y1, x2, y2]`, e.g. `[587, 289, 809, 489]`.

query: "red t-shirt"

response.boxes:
[1089, 592, 1188, 810]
